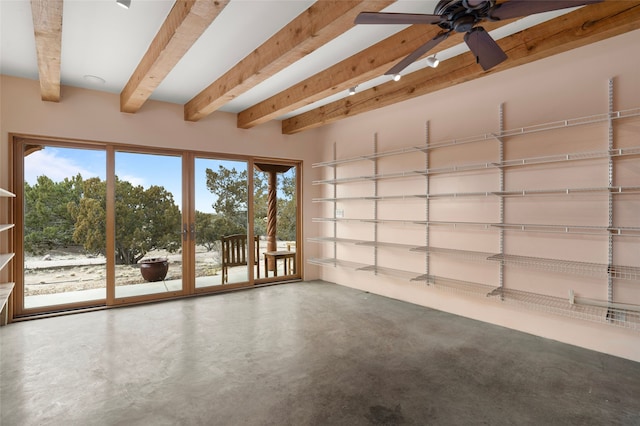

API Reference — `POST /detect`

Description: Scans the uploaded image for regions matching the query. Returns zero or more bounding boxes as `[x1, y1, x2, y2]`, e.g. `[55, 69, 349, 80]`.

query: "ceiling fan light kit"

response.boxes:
[355, 0, 603, 75]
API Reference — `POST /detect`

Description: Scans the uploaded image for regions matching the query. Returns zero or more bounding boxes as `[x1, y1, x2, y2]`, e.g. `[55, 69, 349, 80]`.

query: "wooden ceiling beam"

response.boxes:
[238, 18, 518, 129]
[282, 1, 640, 135]
[30, 0, 63, 102]
[120, 0, 230, 113]
[184, 0, 394, 122]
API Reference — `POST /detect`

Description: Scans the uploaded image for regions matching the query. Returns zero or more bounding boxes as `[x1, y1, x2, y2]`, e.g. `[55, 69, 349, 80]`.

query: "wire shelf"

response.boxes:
[312, 217, 425, 226]
[313, 169, 424, 185]
[312, 146, 427, 168]
[314, 187, 640, 203]
[488, 254, 640, 280]
[309, 259, 640, 330]
[327, 150, 639, 182]
[307, 237, 423, 251]
[307, 258, 368, 270]
[488, 288, 640, 331]
[424, 191, 495, 199]
[312, 194, 424, 202]
[312, 108, 640, 169]
[497, 147, 640, 169]
[314, 146, 640, 183]
[312, 219, 640, 236]
[355, 241, 423, 251]
[493, 223, 640, 237]
[312, 217, 366, 223]
[413, 274, 498, 297]
[315, 187, 640, 203]
[411, 246, 497, 261]
[424, 220, 498, 230]
[357, 265, 420, 281]
[310, 105, 640, 332]
[307, 258, 420, 281]
[494, 186, 640, 197]
[425, 162, 497, 175]
[307, 237, 364, 244]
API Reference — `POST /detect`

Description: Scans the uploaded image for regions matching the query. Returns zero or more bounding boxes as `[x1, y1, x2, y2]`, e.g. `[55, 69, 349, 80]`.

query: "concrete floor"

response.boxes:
[1, 281, 639, 426]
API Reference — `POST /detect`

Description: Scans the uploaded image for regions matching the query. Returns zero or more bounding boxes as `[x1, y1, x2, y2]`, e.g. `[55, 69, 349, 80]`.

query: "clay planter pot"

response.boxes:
[139, 257, 169, 282]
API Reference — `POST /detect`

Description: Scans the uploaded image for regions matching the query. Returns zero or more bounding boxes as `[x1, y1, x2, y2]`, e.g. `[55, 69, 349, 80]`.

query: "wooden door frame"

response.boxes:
[10, 134, 302, 319]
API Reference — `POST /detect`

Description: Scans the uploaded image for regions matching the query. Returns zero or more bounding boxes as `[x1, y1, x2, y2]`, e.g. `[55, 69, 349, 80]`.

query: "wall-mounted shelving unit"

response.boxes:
[309, 83, 640, 331]
[0, 187, 16, 325]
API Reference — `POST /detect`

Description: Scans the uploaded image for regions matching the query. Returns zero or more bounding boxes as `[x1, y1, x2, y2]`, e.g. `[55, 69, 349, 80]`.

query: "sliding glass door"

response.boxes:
[14, 137, 301, 316]
[113, 151, 184, 301]
[193, 157, 253, 289]
[254, 162, 298, 279]
[21, 145, 107, 309]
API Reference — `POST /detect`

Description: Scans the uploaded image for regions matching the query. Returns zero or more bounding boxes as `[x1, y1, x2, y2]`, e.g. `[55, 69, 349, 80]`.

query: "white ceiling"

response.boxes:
[0, 0, 578, 120]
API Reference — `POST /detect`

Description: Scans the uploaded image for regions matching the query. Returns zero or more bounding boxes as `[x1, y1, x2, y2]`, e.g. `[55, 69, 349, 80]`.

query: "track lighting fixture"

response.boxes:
[348, 86, 357, 96]
[116, 0, 131, 9]
[426, 55, 439, 68]
[392, 74, 401, 82]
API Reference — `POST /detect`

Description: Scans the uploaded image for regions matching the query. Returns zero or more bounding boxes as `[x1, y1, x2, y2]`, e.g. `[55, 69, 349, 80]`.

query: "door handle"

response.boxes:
[182, 223, 189, 241]
[190, 223, 196, 241]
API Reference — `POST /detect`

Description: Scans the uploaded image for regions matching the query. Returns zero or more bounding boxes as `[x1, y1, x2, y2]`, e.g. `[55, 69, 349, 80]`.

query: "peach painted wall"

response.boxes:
[2, 27, 639, 361]
[312, 29, 640, 362]
[0, 75, 323, 280]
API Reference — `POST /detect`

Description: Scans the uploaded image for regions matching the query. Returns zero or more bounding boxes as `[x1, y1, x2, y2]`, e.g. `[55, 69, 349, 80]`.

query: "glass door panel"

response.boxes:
[254, 163, 298, 279]
[114, 151, 183, 299]
[22, 145, 107, 309]
[194, 158, 251, 288]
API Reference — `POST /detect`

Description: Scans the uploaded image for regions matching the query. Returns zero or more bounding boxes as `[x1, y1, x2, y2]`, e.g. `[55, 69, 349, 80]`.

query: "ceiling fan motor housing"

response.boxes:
[435, 0, 495, 32]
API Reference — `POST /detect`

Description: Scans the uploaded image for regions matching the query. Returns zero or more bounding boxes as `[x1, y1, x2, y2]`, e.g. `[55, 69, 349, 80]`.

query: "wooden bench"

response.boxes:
[0, 282, 15, 326]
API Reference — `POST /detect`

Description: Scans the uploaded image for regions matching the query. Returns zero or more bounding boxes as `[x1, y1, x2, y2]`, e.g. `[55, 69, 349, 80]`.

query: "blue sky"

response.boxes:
[24, 146, 251, 214]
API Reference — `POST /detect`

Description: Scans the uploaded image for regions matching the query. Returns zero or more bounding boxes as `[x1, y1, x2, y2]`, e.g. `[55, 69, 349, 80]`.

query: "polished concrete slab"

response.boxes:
[1, 281, 639, 425]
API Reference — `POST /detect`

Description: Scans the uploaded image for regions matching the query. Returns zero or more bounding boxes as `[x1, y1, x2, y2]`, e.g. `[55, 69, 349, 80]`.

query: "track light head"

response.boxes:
[426, 55, 439, 68]
[348, 86, 357, 96]
[116, 0, 131, 9]
[392, 74, 401, 82]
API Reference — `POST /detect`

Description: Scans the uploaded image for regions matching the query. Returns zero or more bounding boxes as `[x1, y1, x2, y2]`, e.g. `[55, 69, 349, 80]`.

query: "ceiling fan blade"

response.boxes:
[385, 32, 450, 76]
[491, 0, 603, 21]
[355, 12, 443, 25]
[463, 27, 507, 71]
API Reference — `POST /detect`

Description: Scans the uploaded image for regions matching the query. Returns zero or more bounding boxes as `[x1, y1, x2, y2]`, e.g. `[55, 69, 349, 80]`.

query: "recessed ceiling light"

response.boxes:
[83, 75, 106, 85]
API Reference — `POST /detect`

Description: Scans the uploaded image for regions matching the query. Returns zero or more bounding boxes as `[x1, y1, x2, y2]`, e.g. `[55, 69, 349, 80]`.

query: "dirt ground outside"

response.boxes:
[23, 246, 220, 296]
[23, 240, 293, 296]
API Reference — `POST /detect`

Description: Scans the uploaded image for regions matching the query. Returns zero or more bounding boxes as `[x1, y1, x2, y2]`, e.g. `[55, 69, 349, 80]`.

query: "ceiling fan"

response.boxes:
[355, 0, 603, 75]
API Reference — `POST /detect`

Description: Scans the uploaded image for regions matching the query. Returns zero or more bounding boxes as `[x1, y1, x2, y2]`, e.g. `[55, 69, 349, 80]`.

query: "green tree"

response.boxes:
[205, 166, 250, 232]
[277, 172, 297, 241]
[24, 174, 84, 254]
[252, 171, 269, 238]
[68, 177, 106, 256]
[195, 210, 249, 251]
[70, 177, 181, 265]
[195, 211, 217, 251]
[204, 165, 296, 242]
